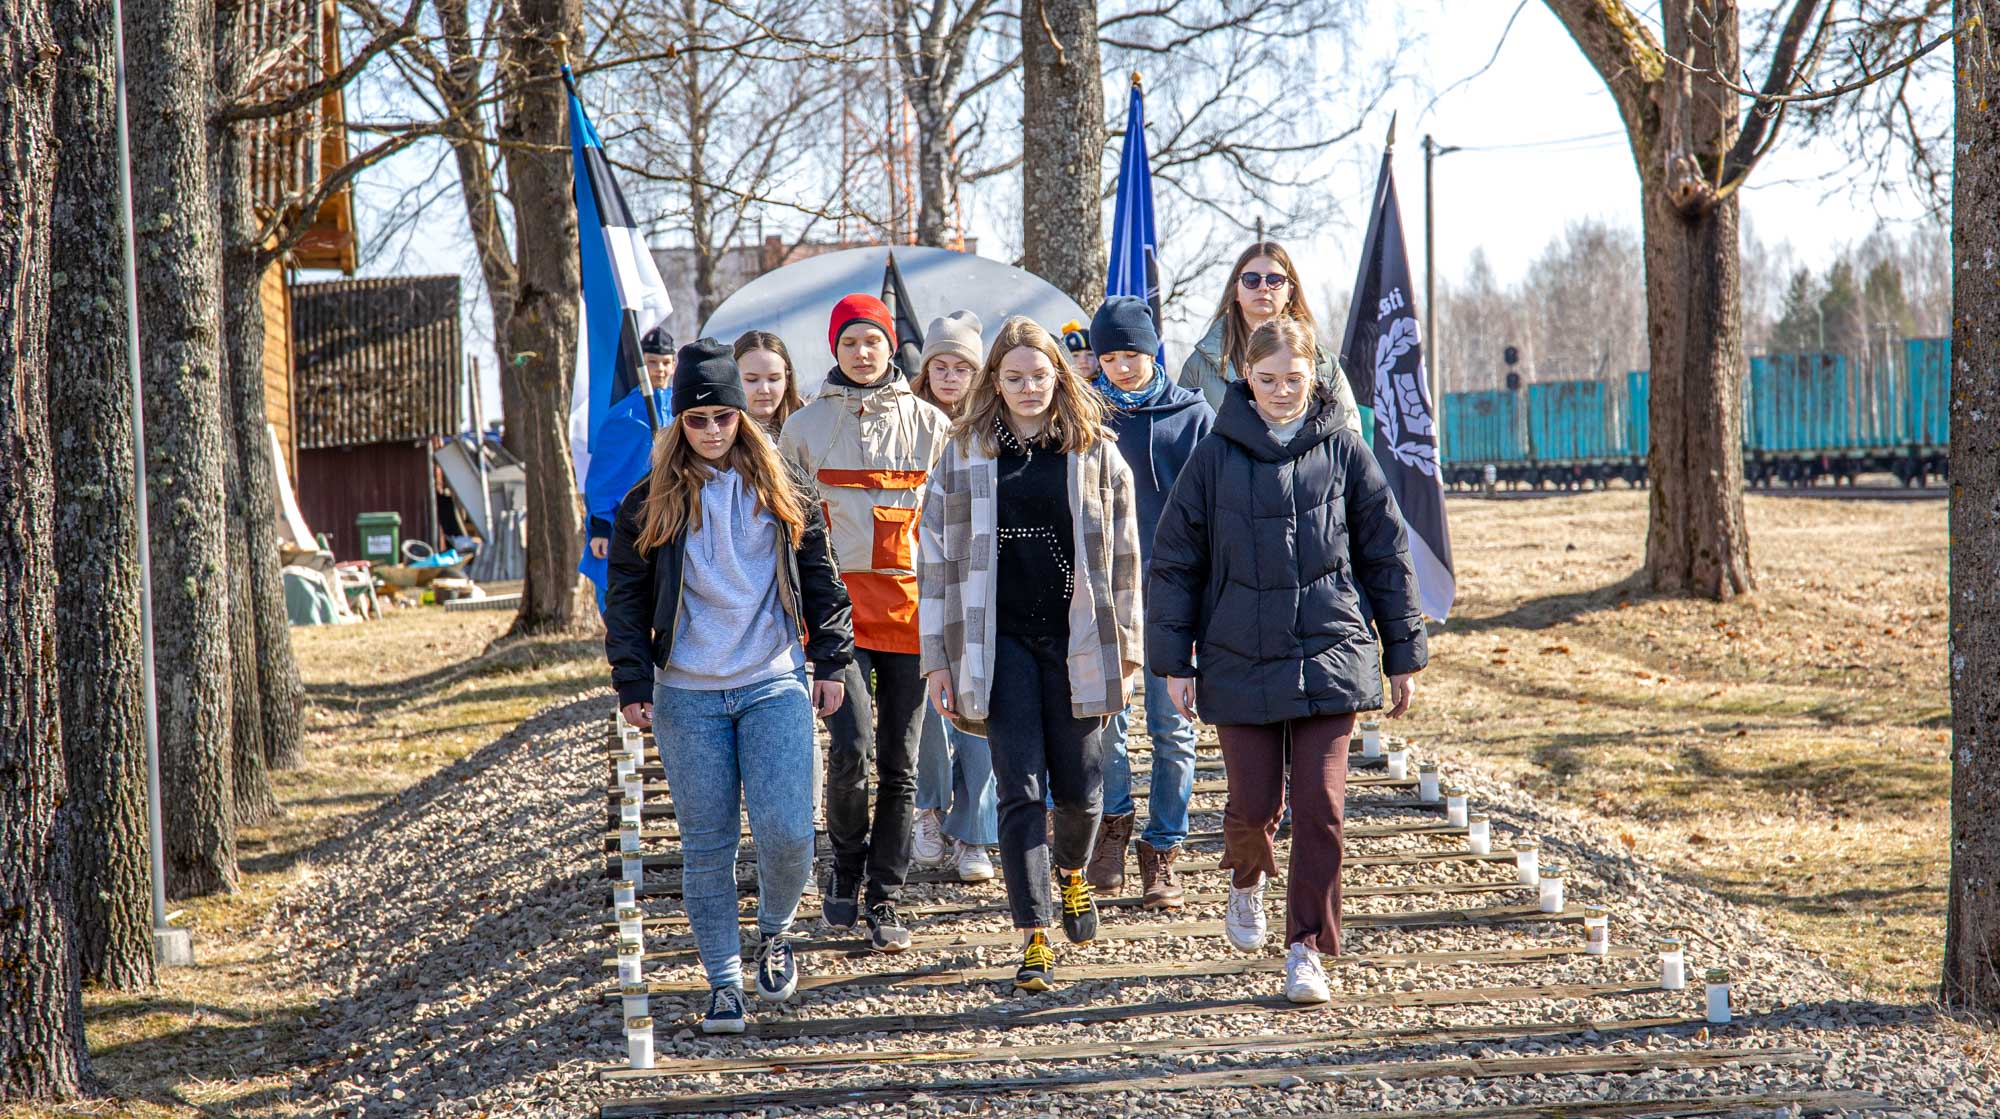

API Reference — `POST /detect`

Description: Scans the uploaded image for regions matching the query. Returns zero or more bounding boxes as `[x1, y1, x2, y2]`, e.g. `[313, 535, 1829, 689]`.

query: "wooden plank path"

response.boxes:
[615, 944, 1645, 998]
[598, 1046, 1825, 1114]
[587, 724, 1826, 1119]
[620, 904, 1592, 968]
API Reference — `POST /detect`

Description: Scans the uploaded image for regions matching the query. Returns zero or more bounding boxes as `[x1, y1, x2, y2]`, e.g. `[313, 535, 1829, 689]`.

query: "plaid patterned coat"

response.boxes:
[918, 431, 1144, 735]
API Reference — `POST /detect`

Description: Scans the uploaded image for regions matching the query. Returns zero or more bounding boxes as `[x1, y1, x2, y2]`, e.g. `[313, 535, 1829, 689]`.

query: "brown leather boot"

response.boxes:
[1137, 840, 1186, 910]
[1086, 811, 1134, 893]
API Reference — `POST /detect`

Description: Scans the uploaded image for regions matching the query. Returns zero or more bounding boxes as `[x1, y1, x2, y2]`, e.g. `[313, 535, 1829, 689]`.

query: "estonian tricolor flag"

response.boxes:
[1106, 75, 1164, 366]
[1338, 142, 1456, 622]
[565, 65, 672, 493]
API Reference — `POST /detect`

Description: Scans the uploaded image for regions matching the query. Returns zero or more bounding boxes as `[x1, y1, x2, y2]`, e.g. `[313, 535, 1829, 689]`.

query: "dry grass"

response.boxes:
[1400, 490, 1950, 1002]
[20, 489, 1960, 1115]
[35, 605, 607, 1119]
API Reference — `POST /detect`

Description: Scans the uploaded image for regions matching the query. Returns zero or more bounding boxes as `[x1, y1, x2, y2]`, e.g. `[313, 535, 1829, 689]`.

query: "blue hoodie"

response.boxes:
[1099, 367, 1215, 564]
[580, 384, 671, 610]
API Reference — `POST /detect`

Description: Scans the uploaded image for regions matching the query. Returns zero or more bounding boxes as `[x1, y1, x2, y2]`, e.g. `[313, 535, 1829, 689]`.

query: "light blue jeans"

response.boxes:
[913, 704, 999, 846]
[653, 668, 815, 990]
[1100, 671, 1199, 850]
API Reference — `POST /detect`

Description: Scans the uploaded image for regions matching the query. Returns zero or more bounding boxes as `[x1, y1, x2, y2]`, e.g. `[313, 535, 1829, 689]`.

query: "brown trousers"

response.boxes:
[1216, 713, 1354, 955]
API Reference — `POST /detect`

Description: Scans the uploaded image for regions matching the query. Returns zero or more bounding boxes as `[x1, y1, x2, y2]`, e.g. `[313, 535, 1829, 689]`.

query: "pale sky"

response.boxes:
[341, 0, 1949, 421]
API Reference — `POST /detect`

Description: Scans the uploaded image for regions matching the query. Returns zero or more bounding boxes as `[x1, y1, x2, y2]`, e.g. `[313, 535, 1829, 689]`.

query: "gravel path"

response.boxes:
[271, 688, 1997, 1118]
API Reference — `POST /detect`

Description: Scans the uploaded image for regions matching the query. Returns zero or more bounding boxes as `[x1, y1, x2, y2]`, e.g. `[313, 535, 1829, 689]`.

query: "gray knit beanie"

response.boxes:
[918, 310, 983, 372]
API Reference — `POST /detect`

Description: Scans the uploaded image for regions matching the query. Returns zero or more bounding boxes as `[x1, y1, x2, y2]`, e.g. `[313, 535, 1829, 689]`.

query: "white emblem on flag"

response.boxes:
[1373, 316, 1437, 476]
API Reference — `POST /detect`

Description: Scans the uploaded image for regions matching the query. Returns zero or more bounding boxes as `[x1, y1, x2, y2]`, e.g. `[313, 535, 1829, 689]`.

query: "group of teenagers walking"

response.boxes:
[603, 241, 1430, 1035]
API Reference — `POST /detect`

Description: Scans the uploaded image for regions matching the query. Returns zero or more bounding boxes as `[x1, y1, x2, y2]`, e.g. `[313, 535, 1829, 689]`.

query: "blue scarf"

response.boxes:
[1093, 367, 1168, 411]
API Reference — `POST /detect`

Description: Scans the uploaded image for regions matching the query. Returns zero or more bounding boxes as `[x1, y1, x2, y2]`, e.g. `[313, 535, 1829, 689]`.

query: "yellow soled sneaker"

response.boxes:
[1058, 868, 1099, 944]
[1015, 930, 1055, 991]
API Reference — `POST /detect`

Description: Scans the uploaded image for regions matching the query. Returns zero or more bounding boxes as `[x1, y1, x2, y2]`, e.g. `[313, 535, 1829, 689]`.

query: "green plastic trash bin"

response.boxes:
[356, 512, 402, 565]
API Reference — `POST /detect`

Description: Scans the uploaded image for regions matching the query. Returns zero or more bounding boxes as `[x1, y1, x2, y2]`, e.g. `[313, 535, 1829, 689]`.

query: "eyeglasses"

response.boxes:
[1238, 272, 1292, 291]
[999, 372, 1058, 391]
[681, 410, 740, 431]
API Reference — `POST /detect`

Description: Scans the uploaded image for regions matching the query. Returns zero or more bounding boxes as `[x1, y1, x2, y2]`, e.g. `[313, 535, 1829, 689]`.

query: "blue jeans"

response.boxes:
[914, 705, 999, 846]
[1100, 671, 1199, 850]
[653, 669, 816, 990]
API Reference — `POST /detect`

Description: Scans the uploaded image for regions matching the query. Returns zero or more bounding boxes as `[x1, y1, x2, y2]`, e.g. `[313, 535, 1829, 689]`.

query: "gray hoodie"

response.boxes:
[656, 467, 804, 691]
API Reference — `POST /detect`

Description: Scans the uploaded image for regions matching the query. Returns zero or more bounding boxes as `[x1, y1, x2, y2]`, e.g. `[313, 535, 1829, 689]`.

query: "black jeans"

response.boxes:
[824, 647, 925, 905]
[986, 632, 1105, 929]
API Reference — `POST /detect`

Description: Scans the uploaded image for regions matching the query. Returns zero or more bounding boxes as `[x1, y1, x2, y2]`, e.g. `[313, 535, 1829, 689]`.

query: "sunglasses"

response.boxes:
[681, 410, 740, 431]
[1238, 272, 1292, 291]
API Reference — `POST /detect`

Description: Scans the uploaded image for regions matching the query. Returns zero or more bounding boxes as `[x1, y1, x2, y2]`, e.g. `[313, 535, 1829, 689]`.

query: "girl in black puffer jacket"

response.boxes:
[1145, 317, 1427, 1006]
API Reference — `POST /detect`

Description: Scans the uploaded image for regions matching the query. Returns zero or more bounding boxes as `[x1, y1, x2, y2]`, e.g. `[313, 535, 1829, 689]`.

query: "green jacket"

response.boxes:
[1176, 317, 1366, 440]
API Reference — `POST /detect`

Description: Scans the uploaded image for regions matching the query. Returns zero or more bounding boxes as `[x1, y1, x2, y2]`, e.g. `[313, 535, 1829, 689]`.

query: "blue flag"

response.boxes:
[564, 66, 673, 608]
[1106, 77, 1164, 366]
[1338, 146, 1455, 622]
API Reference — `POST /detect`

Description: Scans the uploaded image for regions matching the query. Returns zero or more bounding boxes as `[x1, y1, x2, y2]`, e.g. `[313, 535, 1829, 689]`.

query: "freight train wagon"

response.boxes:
[1438, 338, 1950, 490]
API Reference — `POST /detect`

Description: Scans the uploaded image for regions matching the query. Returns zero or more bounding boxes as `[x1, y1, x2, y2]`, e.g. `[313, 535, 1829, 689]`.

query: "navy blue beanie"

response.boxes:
[1091, 296, 1158, 357]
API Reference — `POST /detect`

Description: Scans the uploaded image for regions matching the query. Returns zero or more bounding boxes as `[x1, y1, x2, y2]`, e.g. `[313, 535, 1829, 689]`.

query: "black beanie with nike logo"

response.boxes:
[671, 337, 749, 416]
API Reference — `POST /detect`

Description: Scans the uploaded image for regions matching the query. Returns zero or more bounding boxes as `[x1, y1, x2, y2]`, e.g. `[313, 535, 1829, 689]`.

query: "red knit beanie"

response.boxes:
[828, 293, 897, 355]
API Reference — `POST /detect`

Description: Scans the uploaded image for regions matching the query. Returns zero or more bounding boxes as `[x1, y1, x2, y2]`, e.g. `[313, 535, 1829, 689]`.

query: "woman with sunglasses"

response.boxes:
[907, 311, 1001, 884]
[733, 330, 806, 436]
[605, 339, 853, 1035]
[919, 316, 1144, 992]
[1179, 242, 1362, 438]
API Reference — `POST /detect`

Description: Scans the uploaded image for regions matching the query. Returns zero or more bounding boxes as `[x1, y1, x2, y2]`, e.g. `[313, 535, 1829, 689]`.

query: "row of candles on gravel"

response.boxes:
[610, 714, 658, 1069]
[1356, 720, 1733, 1024]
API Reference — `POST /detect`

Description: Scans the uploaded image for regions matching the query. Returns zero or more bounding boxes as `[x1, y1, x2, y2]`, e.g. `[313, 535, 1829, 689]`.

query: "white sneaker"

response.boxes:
[954, 840, 995, 882]
[1224, 875, 1268, 951]
[913, 809, 948, 865]
[1285, 941, 1330, 1003]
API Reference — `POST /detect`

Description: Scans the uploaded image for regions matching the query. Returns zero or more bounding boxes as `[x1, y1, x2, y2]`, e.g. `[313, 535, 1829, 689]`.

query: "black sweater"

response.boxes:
[992, 417, 1074, 637]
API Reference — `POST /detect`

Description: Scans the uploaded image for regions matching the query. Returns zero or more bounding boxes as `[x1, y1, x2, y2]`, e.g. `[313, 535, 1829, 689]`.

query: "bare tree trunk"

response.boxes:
[48, 0, 158, 990]
[1942, 0, 2000, 1013]
[214, 0, 306, 775]
[129, 0, 238, 897]
[502, 0, 586, 635]
[1544, 0, 1756, 600]
[1637, 180, 1754, 598]
[1019, 0, 1105, 309]
[913, 98, 951, 246]
[680, 4, 719, 323]
[438, 0, 521, 458]
[0, 3, 91, 1097]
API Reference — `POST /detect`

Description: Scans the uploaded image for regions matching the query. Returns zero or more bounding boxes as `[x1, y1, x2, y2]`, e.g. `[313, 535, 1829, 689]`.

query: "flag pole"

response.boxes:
[110, 0, 192, 967]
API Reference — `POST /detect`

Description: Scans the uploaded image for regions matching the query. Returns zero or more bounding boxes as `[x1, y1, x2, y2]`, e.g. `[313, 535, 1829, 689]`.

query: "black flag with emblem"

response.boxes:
[1338, 145, 1456, 622]
[881, 252, 926, 381]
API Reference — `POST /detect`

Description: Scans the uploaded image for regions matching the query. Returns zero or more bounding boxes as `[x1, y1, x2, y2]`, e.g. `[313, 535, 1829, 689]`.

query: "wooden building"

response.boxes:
[291, 276, 464, 559]
[246, 0, 361, 478]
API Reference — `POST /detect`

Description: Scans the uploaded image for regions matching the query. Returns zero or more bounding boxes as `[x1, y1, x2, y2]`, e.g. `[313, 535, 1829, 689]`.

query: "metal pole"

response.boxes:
[1424, 135, 1438, 461]
[110, 0, 191, 966]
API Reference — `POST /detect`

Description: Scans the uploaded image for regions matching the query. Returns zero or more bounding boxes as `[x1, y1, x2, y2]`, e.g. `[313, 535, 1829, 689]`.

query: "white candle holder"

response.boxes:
[1657, 936, 1686, 990]
[617, 939, 644, 985]
[1445, 787, 1469, 828]
[1417, 763, 1441, 803]
[625, 1015, 655, 1070]
[620, 796, 643, 828]
[613, 880, 637, 910]
[620, 982, 650, 1022]
[622, 774, 645, 805]
[1583, 905, 1609, 955]
[1704, 968, 1732, 1024]
[616, 906, 645, 944]
[619, 821, 643, 853]
[621, 855, 644, 885]
[1466, 813, 1491, 855]
[616, 755, 637, 782]
[1385, 742, 1409, 781]
[1537, 865, 1566, 913]
[1359, 720, 1382, 758]
[1514, 840, 1540, 885]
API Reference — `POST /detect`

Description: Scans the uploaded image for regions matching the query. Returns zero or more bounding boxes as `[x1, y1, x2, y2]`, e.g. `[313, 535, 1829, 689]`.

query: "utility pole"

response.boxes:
[1423, 134, 1461, 460]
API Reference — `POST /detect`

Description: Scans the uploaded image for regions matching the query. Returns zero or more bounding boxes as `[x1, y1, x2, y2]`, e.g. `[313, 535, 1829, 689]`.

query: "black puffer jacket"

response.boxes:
[604, 464, 853, 708]
[1145, 380, 1426, 725]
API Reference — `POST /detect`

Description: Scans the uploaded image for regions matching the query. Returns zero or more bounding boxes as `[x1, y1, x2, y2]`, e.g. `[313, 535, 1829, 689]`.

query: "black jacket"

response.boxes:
[604, 465, 854, 708]
[1145, 381, 1427, 725]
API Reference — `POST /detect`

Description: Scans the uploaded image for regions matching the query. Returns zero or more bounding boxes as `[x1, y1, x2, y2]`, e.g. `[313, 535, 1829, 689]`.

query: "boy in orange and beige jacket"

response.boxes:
[779, 293, 950, 952]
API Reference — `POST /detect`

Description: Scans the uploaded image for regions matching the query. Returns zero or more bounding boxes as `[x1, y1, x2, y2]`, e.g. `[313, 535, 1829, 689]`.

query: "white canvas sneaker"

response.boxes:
[1224, 875, 1268, 951]
[1285, 941, 1331, 1003]
[954, 840, 995, 882]
[913, 808, 948, 865]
